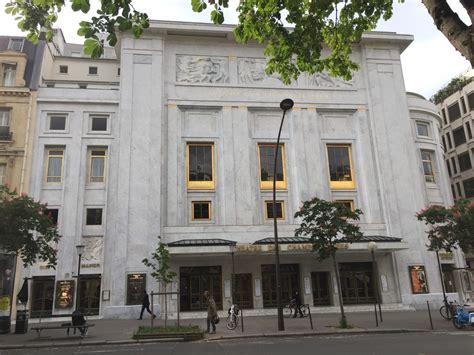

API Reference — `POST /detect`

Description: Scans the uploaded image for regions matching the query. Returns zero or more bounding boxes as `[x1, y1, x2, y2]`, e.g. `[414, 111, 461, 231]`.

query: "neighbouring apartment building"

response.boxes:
[21, 21, 472, 320]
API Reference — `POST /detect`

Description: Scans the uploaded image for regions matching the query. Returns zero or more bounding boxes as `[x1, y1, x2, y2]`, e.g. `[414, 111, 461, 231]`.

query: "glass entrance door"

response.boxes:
[180, 266, 222, 311]
[31, 277, 55, 318]
[261, 264, 300, 308]
[78, 274, 101, 315]
[311, 272, 331, 306]
[339, 262, 375, 304]
[233, 274, 253, 309]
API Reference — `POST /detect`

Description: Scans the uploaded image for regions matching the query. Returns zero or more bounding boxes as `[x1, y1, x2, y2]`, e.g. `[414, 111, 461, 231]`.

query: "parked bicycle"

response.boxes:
[283, 298, 310, 318]
[439, 299, 457, 320]
[452, 303, 474, 329]
[226, 304, 240, 330]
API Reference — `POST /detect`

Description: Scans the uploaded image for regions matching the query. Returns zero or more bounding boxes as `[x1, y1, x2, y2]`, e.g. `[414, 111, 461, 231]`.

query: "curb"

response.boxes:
[0, 329, 441, 350]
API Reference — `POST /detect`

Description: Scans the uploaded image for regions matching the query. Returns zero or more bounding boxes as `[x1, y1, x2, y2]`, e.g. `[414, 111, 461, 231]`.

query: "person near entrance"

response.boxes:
[72, 309, 87, 337]
[138, 290, 156, 320]
[293, 291, 303, 318]
[204, 290, 217, 334]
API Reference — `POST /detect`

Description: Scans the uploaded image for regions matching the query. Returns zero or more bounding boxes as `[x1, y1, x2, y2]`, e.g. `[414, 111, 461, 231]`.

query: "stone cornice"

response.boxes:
[0, 89, 31, 97]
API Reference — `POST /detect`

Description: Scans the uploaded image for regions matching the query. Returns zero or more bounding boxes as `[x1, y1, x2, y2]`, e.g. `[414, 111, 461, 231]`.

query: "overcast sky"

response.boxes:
[0, 0, 470, 99]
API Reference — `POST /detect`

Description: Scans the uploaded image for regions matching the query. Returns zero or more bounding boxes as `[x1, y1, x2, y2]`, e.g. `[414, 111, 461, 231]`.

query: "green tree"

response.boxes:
[430, 75, 472, 104]
[142, 236, 177, 326]
[294, 197, 363, 328]
[5, 1, 473, 82]
[416, 199, 474, 253]
[0, 185, 61, 268]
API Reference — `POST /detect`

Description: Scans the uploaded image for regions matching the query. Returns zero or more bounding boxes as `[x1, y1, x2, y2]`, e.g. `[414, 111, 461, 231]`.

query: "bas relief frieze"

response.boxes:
[82, 237, 103, 263]
[305, 72, 354, 88]
[176, 55, 229, 83]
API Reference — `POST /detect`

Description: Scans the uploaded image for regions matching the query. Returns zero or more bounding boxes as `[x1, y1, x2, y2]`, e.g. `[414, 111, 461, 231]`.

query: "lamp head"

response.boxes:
[76, 244, 85, 256]
[367, 241, 378, 252]
[280, 98, 294, 111]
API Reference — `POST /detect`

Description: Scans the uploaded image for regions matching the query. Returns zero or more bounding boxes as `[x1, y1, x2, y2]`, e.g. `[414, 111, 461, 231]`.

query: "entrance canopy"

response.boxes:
[167, 235, 408, 256]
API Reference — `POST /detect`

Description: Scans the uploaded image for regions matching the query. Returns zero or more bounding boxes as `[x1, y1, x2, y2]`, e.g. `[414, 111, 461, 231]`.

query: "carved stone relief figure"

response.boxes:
[237, 58, 288, 85]
[305, 72, 354, 88]
[82, 237, 103, 263]
[176, 55, 229, 83]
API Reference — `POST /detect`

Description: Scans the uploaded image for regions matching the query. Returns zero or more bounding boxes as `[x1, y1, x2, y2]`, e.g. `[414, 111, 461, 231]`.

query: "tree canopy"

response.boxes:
[0, 185, 61, 268]
[430, 74, 472, 104]
[5, 0, 473, 84]
[416, 199, 474, 253]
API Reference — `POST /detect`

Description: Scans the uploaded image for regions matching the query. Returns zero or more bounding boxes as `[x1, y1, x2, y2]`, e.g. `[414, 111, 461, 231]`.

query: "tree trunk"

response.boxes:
[422, 0, 473, 66]
[332, 253, 346, 324]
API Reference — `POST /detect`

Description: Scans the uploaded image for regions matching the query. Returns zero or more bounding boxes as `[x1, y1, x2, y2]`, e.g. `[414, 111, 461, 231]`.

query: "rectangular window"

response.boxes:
[86, 208, 103, 225]
[8, 38, 23, 51]
[0, 164, 6, 185]
[48, 115, 66, 131]
[463, 178, 474, 198]
[416, 122, 429, 137]
[421, 150, 435, 183]
[117, 68, 120, 76]
[335, 200, 355, 211]
[456, 182, 462, 198]
[453, 126, 467, 146]
[446, 133, 453, 150]
[451, 157, 458, 174]
[442, 136, 447, 151]
[44, 208, 59, 225]
[2, 63, 17, 86]
[59, 65, 68, 74]
[446, 160, 452, 177]
[258, 144, 287, 190]
[460, 97, 467, 114]
[468, 92, 474, 111]
[88, 66, 98, 75]
[448, 102, 461, 122]
[126, 274, 146, 305]
[409, 265, 429, 294]
[458, 151, 472, 172]
[327, 145, 355, 189]
[466, 122, 473, 140]
[441, 109, 447, 126]
[186, 143, 215, 190]
[89, 149, 106, 183]
[192, 201, 211, 220]
[46, 148, 64, 183]
[451, 184, 456, 200]
[0, 109, 11, 139]
[265, 201, 285, 220]
[91, 116, 108, 132]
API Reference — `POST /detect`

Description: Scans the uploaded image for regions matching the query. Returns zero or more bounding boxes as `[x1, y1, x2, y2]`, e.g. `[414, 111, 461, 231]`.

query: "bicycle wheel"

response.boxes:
[226, 314, 237, 330]
[301, 305, 310, 318]
[283, 305, 293, 318]
[453, 316, 464, 329]
[439, 305, 452, 320]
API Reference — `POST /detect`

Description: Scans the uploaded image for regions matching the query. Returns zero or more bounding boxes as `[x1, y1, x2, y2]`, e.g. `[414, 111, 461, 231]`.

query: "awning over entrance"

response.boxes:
[167, 238, 236, 255]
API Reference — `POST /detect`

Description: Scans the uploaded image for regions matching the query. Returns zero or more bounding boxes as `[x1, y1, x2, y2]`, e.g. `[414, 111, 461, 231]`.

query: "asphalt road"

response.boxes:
[3, 332, 474, 355]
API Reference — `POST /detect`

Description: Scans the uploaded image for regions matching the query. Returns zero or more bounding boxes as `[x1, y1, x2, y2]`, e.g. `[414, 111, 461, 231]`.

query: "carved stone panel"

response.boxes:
[305, 72, 354, 88]
[82, 237, 103, 263]
[176, 55, 229, 84]
[237, 58, 286, 86]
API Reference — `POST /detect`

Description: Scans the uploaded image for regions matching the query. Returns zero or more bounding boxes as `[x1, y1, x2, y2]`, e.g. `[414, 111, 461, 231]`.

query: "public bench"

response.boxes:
[30, 323, 95, 338]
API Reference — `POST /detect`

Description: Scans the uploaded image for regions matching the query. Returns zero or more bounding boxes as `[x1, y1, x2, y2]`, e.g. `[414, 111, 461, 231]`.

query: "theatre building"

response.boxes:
[23, 21, 470, 319]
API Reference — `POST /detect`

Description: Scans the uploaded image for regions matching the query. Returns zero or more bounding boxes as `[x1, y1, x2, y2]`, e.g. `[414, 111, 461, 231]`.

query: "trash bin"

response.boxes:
[0, 316, 10, 334]
[15, 310, 28, 334]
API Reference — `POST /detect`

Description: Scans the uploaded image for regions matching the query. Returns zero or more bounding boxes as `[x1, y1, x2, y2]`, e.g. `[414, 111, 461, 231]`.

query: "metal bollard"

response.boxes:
[308, 306, 314, 330]
[427, 300, 434, 330]
[374, 302, 379, 327]
[241, 307, 244, 332]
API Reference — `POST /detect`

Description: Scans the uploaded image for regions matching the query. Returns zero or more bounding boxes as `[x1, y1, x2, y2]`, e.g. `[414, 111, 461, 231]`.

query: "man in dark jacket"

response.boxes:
[204, 290, 217, 334]
[293, 291, 303, 318]
[138, 290, 156, 320]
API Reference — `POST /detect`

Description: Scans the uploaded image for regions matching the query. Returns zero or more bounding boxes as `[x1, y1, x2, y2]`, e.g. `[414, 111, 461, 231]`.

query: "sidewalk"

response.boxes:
[0, 310, 469, 350]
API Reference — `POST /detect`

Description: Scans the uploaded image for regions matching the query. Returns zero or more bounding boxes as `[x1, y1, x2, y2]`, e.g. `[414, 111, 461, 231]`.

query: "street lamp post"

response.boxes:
[436, 251, 450, 318]
[274, 98, 294, 331]
[368, 241, 382, 322]
[230, 244, 236, 306]
[75, 245, 85, 311]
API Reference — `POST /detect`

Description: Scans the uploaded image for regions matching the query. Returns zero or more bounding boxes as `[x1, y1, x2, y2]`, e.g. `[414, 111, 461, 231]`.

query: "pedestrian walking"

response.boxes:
[293, 291, 303, 318]
[138, 290, 156, 320]
[204, 290, 217, 334]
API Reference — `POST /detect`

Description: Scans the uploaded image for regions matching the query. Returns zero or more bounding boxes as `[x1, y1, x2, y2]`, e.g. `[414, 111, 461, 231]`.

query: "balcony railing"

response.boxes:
[0, 132, 13, 141]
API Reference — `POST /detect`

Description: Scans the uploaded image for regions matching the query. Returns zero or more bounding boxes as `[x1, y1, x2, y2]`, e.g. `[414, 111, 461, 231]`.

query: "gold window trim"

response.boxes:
[186, 143, 215, 190]
[421, 150, 435, 183]
[264, 200, 285, 220]
[191, 201, 212, 221]
[258, 143, 287, 190]
[327, 144, 355, 190]
[334, 200, 355, 212]
[89, 148, 107, 183]
[45, 148, 64, 183]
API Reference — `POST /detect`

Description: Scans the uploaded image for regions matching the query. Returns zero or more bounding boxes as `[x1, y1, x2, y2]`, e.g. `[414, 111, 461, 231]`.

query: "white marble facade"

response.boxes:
[26, 21, 468, 319]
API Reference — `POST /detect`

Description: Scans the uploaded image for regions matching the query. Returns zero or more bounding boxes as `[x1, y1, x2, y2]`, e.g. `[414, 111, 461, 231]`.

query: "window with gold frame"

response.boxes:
[186, 143, 215, 190]
[421, 150, 435, 183]
[326, 145, 355, 189]
[89, 148, 107, 183]
[264, 200, 285, 220]
[192, 201, 212, 221]
[46, 148, 64, 183]
[258, 143, 287, 190]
